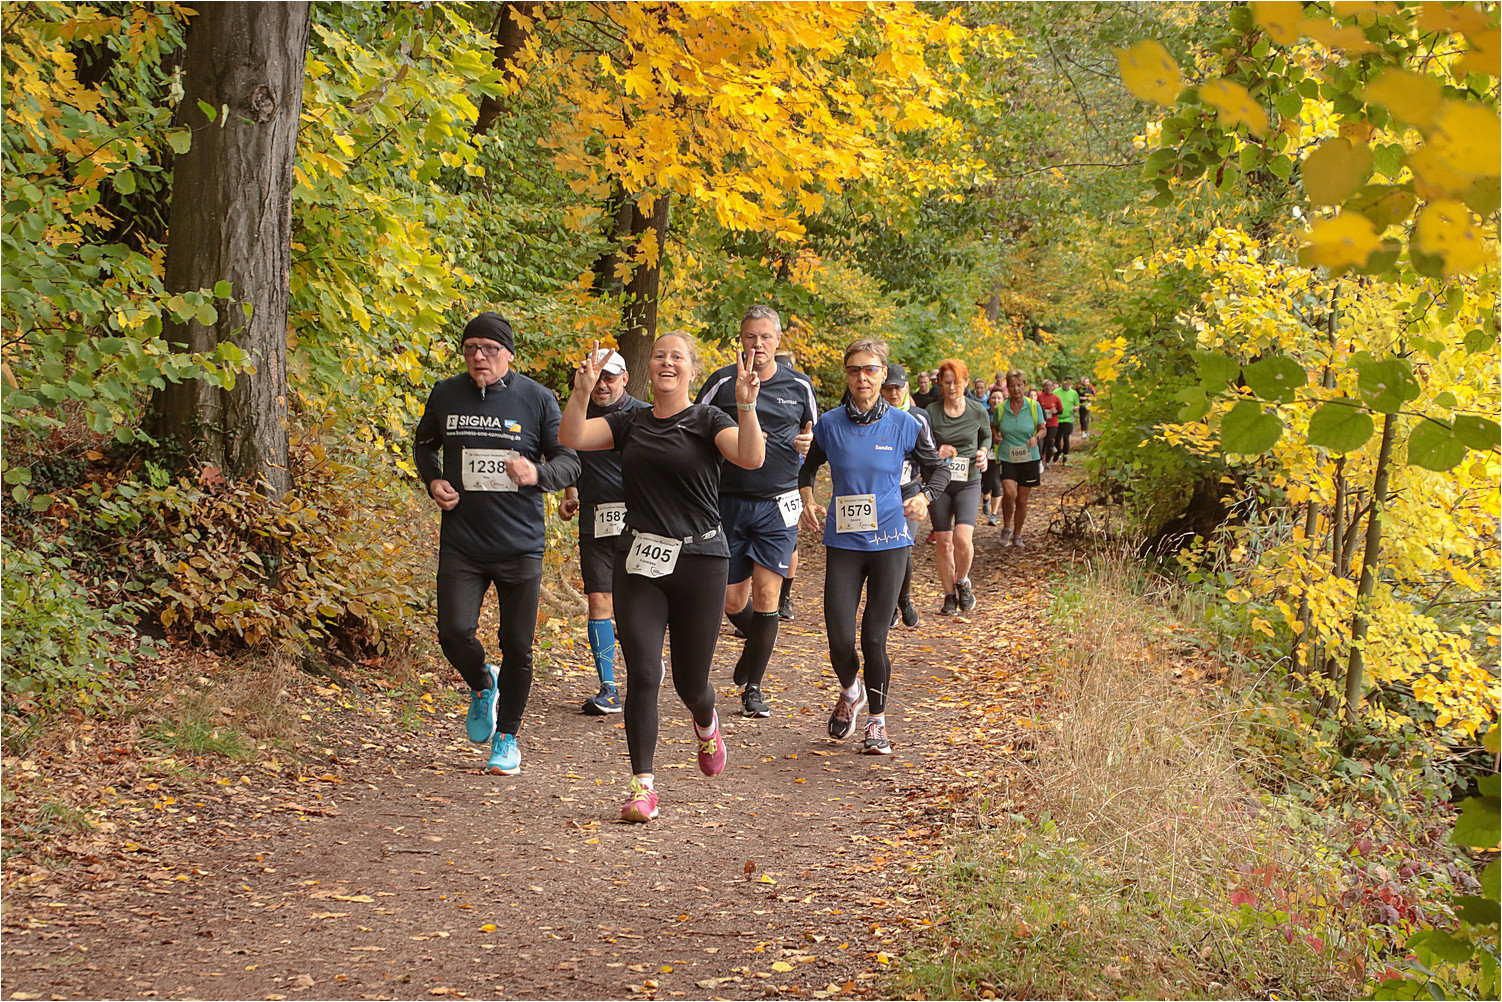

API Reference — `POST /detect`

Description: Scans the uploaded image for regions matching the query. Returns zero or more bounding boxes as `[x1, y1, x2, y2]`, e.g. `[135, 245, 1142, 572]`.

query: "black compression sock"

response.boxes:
[740, 611, 780, 689]
[779, 576, 794, 603]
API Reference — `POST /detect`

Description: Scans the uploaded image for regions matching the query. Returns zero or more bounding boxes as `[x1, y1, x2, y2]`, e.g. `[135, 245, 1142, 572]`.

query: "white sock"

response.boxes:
[635, 773, 654, 789]
[842, 681, 862, 700]
[869, 713, 885, 725]
[693, 712, 718, 740]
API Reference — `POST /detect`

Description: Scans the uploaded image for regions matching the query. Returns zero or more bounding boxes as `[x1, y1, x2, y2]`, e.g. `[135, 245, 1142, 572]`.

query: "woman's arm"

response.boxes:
[715, 348, 766, 469]
[558, 342, 617, 452]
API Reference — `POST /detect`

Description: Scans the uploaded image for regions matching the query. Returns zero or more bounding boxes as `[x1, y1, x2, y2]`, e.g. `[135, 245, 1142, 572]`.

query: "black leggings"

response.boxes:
[436, 551, 542, 735]
[1056, 422, 1073, 461]
[823, 546, 907, 714]
[1078, 406, 1090, 434]
[613, 549, 728, 774]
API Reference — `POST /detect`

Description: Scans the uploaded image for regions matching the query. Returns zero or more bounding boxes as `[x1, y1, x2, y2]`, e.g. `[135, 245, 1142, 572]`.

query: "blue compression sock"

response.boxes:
[587, 618, 616, 686]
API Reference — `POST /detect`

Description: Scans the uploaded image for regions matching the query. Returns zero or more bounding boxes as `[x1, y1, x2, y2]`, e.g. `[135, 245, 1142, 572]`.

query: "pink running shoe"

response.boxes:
[697, 713, 727, 777]
[621, 777, 658, 823]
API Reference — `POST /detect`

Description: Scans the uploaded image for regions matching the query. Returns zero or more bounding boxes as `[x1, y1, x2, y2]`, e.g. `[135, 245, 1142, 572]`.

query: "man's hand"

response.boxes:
[559, 497, 580, 520]
[794, 421, 814, 457]
[801, 503, 826, 533]
[974, 447, 988, 473]
[506, 456, 539, 487]
[903, 493, 930, 521]
[429, 478, 460, 511]
[937, 443, 957, 460]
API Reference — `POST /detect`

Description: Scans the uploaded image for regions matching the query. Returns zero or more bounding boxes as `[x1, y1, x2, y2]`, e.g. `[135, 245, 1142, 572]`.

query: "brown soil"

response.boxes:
[2, 461, 1092, 1001]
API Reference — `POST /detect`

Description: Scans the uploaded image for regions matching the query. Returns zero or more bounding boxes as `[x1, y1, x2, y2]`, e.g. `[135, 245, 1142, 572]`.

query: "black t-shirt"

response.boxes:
[695, 361, 817, 500]
[603, 403, 738, 557]
[577, 392, 649, 537]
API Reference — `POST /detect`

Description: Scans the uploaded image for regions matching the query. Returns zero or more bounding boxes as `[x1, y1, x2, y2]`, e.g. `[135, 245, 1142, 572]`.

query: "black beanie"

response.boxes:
[462, 312, 515, 354]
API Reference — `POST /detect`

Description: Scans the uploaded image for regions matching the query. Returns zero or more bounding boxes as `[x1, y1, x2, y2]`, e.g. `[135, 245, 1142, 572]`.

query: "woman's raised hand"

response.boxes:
[734, 346, 761, 407]
[574, 339, 604, 396]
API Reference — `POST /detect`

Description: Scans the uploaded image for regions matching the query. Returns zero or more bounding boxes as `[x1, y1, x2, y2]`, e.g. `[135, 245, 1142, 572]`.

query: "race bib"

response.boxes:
[834, 494, 878, 534]
[776, 489, 803, 528]
[1008, 445, 1032, 463]
[593, 501, 626, 537]
[900, 459, 914, 484]
[949, 456, 970, 480]
[461, 448, 519, 491]
[624, 531, 682, 578]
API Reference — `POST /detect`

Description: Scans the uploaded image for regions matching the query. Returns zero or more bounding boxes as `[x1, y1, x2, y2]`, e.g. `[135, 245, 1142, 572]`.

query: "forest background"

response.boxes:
[2, 1, 1499, 999]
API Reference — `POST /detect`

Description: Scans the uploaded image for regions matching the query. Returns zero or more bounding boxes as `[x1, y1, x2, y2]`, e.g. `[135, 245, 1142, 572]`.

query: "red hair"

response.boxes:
[936, 358, 969, 387]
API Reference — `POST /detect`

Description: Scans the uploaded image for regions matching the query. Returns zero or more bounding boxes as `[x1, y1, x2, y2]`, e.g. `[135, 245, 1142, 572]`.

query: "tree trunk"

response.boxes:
[985, 280, 1002, 326]
[1344, 413, 1398, 725]
[151, 2, 310, 496]
[619, 192, 671, 401]
[473, 1, 539, 136]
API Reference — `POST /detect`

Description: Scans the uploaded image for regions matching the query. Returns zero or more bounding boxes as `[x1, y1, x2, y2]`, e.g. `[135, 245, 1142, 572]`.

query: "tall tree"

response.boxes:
[151, 2, 311, 495]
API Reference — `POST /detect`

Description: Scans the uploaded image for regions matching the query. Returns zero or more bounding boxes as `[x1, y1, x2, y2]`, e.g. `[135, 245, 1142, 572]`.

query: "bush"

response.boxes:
[1, 542, 140, 711]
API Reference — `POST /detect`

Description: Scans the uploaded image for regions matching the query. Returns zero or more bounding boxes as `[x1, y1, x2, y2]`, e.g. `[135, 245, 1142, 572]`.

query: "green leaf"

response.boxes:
[1220, 400, 1283, 454]
[1175, 386, 1211, 421]
[1355, 356, 1420, 413]
[1464, 328, 1497, 353]
[1373, 143, 1407, 180]
[197, 99, 218, 123]
[1434, 391, 1458, 409]
[196, 304, 219, 326]
[214, 280, 232, 299]
[1192, 350, 1241, 387]
[168, 130, 192, 155]
[1482, 858, 1499, 902]
[1306, 399, 1374, 454]
[1407, 419, 1466, 471]
[114, 171, 137, 195]
[1409, 930, 1474, 965]
[1453, 415, 1500, 451]
[1243, 355, 1306, 403]
[1344, 185, 1416, 232]
[1454, 895, 1501, 926]
[1465, 175, 1501, 217]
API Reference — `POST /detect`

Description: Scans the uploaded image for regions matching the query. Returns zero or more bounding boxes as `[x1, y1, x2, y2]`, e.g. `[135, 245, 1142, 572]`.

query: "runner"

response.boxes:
[1078, 377, 1095, 439]
[1056, 376, 1080, 466]
[911, 369, 938, 410]
[559, 333, 765, 823]
[878, 363, 938, 628]
[1037, 379, 1063, 470]
[981, 387, 1005, 524]
[799, 340, 948, 754]
[558, 348, 648, 715]
[925, 358, 991, 615]
[413, 312, 581, 776]
[696, 305, 818, 719]
[994, 369, 1047, 548]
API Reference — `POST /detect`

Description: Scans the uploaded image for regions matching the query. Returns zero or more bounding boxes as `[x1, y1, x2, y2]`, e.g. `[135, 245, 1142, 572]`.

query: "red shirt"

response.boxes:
[1037, 392, 1062, 427]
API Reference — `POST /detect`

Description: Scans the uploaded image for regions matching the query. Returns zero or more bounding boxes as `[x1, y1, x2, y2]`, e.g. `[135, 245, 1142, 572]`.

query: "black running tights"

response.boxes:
[613, 551, 728, 774]
[436, 551, 541, 735]
[823, 546, 907, 715]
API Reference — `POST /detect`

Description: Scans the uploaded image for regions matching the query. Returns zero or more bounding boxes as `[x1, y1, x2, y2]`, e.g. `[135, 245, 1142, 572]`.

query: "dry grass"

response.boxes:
[904, 554, 1365, 1000]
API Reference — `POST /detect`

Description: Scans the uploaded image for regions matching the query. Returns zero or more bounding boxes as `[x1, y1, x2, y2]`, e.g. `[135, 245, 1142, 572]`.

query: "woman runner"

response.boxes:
[925, 359, 992, 614]
[996, 369, 1047, 547]
[799, 340, 948, 754]
[559, 334, 764, 822]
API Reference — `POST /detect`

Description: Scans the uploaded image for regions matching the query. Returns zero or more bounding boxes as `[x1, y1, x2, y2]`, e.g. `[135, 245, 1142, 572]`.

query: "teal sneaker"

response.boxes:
[465, 663, 499, 743]
[486, 731, 520, 775]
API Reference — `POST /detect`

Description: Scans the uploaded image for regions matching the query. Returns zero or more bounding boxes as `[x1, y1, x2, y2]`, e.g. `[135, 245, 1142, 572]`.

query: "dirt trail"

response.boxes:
[2, 461, 1089, 1001]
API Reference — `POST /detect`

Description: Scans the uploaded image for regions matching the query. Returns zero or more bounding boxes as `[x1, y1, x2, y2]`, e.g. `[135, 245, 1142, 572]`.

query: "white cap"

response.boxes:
[594, 348, 627, 375]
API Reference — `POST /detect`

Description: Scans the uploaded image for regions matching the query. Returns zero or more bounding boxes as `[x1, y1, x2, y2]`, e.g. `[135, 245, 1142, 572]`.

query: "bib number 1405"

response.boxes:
[625, 531, 682, 578]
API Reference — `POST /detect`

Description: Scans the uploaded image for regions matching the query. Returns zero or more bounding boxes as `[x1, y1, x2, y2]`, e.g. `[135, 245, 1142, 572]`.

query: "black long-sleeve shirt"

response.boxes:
[413, 370, 580, 562]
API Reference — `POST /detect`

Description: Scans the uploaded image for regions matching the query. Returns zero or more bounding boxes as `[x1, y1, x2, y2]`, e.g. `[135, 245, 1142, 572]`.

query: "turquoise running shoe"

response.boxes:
[465, 663, 500, 743]
[486, 731, 520, 775]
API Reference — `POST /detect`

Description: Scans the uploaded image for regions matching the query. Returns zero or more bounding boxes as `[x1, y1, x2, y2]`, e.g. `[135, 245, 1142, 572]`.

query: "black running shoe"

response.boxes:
[957, 580, 976, 613]
[741, 686, 771, 718]
[901, 599, 920, 627]
[778, 595, 794, 621]
[941, 593, 958, 616]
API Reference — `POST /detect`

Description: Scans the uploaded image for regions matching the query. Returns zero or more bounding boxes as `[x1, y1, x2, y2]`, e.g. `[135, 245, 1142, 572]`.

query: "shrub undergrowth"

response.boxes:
[903, 553, 1487, 1001]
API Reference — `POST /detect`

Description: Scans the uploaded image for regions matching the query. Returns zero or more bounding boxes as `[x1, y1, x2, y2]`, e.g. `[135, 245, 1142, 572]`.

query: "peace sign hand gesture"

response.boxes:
[734, 347, 761, 408]
[574, 339, 605, 397]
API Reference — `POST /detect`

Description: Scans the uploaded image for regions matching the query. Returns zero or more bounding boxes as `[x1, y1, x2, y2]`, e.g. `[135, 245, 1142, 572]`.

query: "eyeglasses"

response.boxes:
[845, 364, 885, 377]
[463, 344, 504, 358]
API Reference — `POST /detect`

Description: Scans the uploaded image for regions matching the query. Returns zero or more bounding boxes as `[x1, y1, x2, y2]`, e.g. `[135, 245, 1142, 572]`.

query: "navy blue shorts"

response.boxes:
[719, 495, 799, 584]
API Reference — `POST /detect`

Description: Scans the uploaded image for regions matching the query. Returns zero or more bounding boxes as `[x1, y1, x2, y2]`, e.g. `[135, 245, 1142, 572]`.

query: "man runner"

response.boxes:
[559, 348, 648, 715]
[696, 305, 818, 718]
[413, 312, 580, 775]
